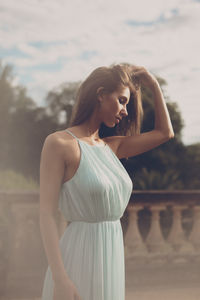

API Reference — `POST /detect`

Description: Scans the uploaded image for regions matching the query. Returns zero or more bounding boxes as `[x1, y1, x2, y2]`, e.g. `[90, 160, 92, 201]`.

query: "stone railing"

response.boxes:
[124, 190, 200, 264]
[0, 190, 200, 298]
[0, 191, 47, 299]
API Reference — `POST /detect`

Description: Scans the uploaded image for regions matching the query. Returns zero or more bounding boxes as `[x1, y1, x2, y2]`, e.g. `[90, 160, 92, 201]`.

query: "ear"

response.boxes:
[96, 87, 105, 102]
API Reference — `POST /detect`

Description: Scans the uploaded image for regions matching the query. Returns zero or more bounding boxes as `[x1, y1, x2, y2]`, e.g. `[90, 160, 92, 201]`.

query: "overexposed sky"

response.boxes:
[0, 0, 200, 145]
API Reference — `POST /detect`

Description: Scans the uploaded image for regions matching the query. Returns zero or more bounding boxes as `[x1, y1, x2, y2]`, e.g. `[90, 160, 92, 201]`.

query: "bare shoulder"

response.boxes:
[41, 130, 77, 160]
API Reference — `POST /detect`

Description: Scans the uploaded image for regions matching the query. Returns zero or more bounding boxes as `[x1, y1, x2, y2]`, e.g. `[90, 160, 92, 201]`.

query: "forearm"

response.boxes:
[151, 80, 174, 137]
[40, 213, 70, 283]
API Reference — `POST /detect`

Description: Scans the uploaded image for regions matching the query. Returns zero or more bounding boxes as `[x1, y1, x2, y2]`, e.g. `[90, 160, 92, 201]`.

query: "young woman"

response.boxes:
[40, 64, 174, 300]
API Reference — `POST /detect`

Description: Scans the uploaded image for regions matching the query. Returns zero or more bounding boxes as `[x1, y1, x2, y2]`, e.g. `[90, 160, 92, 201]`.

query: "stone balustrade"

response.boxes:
[0, 190, 200, 298]
[124, 190, 200, 264]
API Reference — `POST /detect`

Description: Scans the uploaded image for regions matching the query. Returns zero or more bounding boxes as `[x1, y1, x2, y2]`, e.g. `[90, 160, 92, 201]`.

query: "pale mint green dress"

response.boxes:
[41, 129, 133, 300]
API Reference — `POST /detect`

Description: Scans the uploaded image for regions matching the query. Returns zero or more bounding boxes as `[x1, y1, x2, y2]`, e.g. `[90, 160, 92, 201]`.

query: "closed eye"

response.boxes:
[118, 98, 126, 104]
[118, 95, 129, 105]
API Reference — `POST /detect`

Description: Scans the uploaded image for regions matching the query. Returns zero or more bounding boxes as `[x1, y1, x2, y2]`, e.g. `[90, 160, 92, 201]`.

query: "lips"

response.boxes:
[115, 116, 121, 124]
[116, 116, 122, 121]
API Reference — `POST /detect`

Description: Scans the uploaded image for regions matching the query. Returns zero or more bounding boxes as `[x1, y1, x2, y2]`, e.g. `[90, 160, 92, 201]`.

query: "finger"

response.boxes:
[131, 65, 145, 72]
[133, 69, 147, 76]
[131, 69, 144, 80]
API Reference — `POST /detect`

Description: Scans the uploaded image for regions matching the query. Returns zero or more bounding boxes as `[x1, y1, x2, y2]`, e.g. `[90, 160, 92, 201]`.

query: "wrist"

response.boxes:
[149, 79, 160, 92]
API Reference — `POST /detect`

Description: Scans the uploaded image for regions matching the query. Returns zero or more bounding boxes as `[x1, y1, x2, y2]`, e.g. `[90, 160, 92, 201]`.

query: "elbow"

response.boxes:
[163, 130, 175, 141]
[169, 131, 175, 139]
[168, 127, 175, 139]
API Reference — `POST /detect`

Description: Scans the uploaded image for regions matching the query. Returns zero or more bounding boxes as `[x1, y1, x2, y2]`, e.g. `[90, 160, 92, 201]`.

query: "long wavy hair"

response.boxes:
[69, 63, 143, 138]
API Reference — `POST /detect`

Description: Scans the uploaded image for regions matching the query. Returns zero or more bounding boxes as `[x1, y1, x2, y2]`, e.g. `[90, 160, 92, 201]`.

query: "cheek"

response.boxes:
[100, 95, 119, 116]
[104, 102, 119, 115]
[106, 97, 119, 111]
[111, 101, 121, 112]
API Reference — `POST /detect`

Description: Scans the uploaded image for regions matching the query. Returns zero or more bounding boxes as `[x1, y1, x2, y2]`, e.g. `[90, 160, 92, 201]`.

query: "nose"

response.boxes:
[121, 105, 128, 117]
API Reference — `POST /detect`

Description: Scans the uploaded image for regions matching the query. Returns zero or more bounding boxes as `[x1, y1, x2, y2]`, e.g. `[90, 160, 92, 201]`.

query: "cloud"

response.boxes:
[0, 0, 200, 145]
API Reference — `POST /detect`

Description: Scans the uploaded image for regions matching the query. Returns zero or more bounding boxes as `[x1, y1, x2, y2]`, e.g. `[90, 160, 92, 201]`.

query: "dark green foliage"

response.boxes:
[0, 61, 199, 189]
[0, 62, 57, 181]
[179, 143, 200, 189]
[120, 84, 199, 189]
[45, 81, 81, 126]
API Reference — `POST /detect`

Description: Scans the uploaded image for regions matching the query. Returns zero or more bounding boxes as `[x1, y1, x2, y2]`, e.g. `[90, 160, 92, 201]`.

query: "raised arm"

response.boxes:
[107, 66, 175, 159]
[39, 134, 81, 300]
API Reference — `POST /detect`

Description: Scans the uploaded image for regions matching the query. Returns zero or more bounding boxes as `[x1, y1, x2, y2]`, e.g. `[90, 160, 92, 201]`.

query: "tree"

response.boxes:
[0, 62, 57, 180]
[179, 143, 200, 189]
[121, 81, 186, 189]
[1, 61, 199, 189]
[133, 168, 183, 190]
[45, 71, 191, 189]
[45, 81, 81, 126]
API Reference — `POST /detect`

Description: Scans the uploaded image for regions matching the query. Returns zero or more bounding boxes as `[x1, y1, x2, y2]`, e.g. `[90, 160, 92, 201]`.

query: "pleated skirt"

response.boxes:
[41, 219, 125, 300]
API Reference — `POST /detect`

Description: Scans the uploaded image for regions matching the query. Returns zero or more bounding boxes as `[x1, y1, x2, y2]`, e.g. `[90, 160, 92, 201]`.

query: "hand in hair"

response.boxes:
[130, 65, 157, 90]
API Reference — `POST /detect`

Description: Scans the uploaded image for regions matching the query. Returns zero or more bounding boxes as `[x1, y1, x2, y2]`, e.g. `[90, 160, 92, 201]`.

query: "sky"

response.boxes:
[0, 0, 200, 145]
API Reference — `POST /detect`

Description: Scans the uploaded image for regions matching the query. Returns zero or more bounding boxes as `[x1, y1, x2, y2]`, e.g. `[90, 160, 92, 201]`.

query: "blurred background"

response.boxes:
[0, 0, 200, 299]
[0, 0, 200, 190]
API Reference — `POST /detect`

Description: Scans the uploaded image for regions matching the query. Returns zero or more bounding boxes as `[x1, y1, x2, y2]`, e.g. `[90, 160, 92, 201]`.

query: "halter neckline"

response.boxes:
[65, 129, 107, 148]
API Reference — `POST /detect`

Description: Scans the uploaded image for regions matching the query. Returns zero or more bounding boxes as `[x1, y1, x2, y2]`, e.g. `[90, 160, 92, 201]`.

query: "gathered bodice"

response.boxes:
[58, 129, 133, 223]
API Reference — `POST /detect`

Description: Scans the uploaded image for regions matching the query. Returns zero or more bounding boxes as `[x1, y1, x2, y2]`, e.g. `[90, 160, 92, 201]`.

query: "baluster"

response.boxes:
[0, 198, 9, 296]
[124, 204, 148, 259]
[145, 205, 172, 253]
[167, 205, 194, 253]
[6, 200, 46, 295]
[188, 206, 200, 251]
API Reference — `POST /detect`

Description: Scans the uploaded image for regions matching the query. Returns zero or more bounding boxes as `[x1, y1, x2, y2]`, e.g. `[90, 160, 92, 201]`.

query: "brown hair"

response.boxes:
[69, 63, 143, 137]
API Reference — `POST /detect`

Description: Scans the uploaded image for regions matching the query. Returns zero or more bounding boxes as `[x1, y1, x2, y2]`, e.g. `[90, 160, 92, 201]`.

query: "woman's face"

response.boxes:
[98, 85, 130, 127]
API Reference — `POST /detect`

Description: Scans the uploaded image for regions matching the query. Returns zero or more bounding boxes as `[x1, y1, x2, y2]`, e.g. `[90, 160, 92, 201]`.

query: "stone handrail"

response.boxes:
[124, 190, 200, 263]
[0, 190, 200, 297]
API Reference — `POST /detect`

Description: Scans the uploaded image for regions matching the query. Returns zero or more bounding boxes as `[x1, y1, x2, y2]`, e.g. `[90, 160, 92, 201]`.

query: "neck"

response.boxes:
[80, 118, 102, 141]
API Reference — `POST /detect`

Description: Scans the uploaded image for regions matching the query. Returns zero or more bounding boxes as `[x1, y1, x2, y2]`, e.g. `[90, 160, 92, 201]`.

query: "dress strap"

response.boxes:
[65, 129, 79, 141]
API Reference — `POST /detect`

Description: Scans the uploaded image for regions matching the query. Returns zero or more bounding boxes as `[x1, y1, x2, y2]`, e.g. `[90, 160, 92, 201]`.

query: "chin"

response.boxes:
[101, 119, 117, 130]
[106, 123, 116, 128]
[103, 120, 117, 128]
